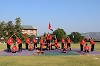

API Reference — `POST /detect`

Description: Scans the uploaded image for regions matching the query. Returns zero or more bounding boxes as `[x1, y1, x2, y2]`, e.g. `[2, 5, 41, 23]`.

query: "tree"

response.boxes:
[53, 28, 66, 42]
[14, 17, 24, 42]
[5, 21, 14, 38]
[0, 21, 5, 38]
[69, 32, 82, 43]
[14, 17, 22, 33]
[0, 17, 25, 43]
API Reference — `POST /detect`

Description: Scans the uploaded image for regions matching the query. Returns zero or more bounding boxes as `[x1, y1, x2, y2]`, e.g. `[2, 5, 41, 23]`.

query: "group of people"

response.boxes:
[7, 34, 22, 53]
[6, 33, 95, 53]
[80, 38, 95, 53]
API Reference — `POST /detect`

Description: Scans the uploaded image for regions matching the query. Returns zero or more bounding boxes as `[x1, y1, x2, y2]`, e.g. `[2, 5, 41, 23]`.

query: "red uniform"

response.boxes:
[41, 43, 45, 48]
[33, 39, 37, 43]
[67, 38, 71, 44]
[29, 44, 33, 51]
[63, 45, 67, 52]
[67, 37, 71, 50]
[90, 39, 95, 51]
[84, 46, 89, 51]
[7, 38, 13, 45]
[40, 38, 43, 44]
[64, 45, 67, 49]
[55, 43, 59, 48]
[80, 39, 85, 45]
[16, 38, 22, 44]
[12, 45, 17, 52]
[90, 39, 95, 45]
[62, 38, 65, 43]
[46, 34, 51, 40]
[50, 35, 52, 40]
[80, 39, 85, 51]
[26, 38, 30, 44]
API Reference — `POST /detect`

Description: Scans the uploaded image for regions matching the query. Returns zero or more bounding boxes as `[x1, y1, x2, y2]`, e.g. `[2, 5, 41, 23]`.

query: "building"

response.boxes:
[21, 25, 37, 36]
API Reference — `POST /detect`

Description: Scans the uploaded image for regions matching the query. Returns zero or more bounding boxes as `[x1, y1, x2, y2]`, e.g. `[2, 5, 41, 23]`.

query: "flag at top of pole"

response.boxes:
[48, 22, 53, 31]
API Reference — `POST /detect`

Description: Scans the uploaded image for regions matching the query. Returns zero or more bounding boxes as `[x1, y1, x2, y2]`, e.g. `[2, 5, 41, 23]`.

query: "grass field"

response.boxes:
[0, 42, 100, 66]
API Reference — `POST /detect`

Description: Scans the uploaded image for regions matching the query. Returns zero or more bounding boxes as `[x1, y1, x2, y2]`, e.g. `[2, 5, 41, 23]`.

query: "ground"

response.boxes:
[0, 42, 100, 66]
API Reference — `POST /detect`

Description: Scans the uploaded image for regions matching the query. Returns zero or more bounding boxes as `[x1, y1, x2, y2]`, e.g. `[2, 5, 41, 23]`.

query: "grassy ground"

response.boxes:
[0, 42, 100, 66]
[0, 55, 100, 66]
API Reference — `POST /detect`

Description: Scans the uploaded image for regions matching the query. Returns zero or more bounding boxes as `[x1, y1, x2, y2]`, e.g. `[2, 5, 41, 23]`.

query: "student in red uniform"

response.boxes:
[45, 33, 51, 49]
[7, 37, 13, 52]
[29, 43, 33, 51]
[63, 45, 67, 53]
[89, 38, 95, 51]
[61, 37, 65, 49]
[66, 37, 71, 50]
[54, 43, 60, 50]
[26, 37, 30, 50]
[84, 44, 89, 53]
[33, 38, 37, 50]
[54, 38, 59, 50]
[40, 42, 45, 53]
[34, 47, 40, 55]
[40, 37, 43, 50]
[12, 44, 17, 53]
[80, 38, 85, 51]
[16, 38, 22, 52]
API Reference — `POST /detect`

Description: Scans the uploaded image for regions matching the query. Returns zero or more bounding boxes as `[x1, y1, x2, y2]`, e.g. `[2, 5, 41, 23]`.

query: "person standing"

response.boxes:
[66, 37, 71, 50]
[61, 37, 65, 49]
[45, 33, 51, 50]
[33, 38, 37, 50]
[40, 37, 44, 50]
[90, 38, 95, 51]
[7, 37, 13, 52]
[80, 38, 85, 51]
[16, 37, 22, 52]
[26, 37, 30, 50]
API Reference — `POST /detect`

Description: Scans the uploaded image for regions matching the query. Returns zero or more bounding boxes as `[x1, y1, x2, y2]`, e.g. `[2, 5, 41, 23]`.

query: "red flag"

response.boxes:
[48, 23, 53, 31]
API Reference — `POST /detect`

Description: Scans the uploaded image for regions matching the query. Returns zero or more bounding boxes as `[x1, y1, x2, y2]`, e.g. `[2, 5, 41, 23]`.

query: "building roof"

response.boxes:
[21, 25, 37, 30]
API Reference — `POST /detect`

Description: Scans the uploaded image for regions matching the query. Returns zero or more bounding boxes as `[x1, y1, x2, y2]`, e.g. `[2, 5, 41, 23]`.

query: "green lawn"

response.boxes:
[0, 42, 100, 66]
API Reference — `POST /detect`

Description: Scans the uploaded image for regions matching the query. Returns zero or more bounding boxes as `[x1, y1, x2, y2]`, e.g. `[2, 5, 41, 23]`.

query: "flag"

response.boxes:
[48, 22, 53, 31]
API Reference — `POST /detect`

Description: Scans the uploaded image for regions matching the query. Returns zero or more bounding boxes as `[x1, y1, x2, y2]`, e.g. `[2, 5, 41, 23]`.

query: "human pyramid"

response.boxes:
[6, 33, 95, 54]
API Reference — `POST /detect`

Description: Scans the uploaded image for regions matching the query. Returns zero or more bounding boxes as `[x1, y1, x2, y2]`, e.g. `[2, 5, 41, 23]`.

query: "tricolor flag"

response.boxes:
[48, 22, 53, 31]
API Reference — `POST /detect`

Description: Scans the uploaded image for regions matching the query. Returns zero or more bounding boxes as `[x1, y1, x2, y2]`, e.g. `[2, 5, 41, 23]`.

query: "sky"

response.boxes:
[0, 0, 100, 35]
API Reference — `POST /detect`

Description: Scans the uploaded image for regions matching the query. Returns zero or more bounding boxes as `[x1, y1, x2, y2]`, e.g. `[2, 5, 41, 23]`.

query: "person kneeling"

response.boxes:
[29, 43, 33, 51]
[12, 44, 17, 53]
[63, 45, 67, 53]
[54, 43, 60, 50]
[84, 44, 89, 53]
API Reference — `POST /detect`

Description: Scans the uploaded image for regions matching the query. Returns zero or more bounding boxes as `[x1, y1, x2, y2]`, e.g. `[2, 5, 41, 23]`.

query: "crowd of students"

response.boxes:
[6, 33, 95, 53]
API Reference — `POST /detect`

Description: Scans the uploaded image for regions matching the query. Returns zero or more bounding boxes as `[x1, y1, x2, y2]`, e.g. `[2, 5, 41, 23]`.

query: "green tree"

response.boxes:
[0, 21, 5, 38]
[69, 32, 82, 43]
[14, 17, 22, 33]
[0, 18, 25, 43]
[14, 17, 25, 42]
[5, 21, 14, 38]
[53, 28, 66, 42]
